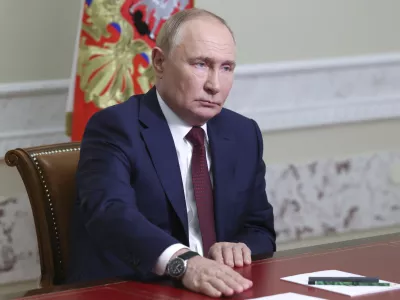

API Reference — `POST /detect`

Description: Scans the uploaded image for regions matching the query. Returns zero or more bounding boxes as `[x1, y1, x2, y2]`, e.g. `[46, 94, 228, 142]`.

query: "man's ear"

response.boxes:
[152, 47, 165, 79]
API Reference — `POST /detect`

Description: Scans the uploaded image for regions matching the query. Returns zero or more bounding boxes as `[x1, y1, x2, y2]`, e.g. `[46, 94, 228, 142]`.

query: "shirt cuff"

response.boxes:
[153, 243, 190, 276]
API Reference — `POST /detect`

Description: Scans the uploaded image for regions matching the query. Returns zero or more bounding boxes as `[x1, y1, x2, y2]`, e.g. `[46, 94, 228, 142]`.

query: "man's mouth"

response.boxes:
[197, 99, 219, 107]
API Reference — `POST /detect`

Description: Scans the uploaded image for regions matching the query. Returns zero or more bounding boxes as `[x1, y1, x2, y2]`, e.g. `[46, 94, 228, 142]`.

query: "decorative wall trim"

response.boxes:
[0, 128, 67, 159]
[0, 80, 69, 158]
[0, 195, 40, 285]
[234, 52, 400, 76]
[0, 79, 69, 98]
[227, 52, 400, 131]
[1, 52, 400, 157]
[266, 151, 400, 243]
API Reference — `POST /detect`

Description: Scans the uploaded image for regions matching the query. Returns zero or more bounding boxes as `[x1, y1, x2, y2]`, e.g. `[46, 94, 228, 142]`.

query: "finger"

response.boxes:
[242, 245, 252, 265]
[233, 246, 244, 267]
[222, 246, 234, 267]
[225, 267, 253, 290]
[199, 282, 222, 298]
[209, 277, 235, 297]
[216, 271, 245, 294]
[210, 247, 224, 264]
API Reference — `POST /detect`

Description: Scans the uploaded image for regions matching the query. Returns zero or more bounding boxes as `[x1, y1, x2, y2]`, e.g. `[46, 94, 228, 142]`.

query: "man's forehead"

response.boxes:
[176, 40, 235, 60]
[177, 33, 235, 55]
[178, 18, 235, 44]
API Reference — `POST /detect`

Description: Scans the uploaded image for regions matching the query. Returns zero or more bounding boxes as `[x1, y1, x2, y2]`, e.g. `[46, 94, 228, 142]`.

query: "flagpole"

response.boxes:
[66, 0, 85, 137]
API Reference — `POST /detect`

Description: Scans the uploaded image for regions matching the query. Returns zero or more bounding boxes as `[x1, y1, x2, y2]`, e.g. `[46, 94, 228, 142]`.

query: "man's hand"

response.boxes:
[181, 256, 252, 298]
[208, 242, 252, 268]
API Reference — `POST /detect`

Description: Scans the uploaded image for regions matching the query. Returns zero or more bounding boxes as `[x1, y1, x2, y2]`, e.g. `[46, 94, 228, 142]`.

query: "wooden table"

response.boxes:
[17, 233, 400, 299]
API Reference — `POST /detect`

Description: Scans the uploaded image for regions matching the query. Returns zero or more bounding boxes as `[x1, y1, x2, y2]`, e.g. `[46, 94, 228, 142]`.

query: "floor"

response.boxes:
[1, 225, 399, 299]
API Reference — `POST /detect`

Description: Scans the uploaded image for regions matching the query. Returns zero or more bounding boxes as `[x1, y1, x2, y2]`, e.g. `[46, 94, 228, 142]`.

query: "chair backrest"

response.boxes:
[5, 142, 81, 287]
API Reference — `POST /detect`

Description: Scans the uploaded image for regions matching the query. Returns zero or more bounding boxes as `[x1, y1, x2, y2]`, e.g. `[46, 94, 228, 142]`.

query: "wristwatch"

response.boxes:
[166, 251, 199, 279]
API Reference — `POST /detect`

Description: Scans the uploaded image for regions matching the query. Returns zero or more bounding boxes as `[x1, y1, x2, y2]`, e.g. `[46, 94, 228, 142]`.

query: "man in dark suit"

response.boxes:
[67, 8, 276, 298]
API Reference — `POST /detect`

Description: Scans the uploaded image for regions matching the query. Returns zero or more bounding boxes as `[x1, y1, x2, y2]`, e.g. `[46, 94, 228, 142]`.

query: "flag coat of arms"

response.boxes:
[66, 0, 195, 141]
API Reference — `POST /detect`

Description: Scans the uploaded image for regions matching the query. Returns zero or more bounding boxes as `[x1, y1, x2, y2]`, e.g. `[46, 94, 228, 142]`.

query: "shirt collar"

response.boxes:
[156, 89, 208, 143]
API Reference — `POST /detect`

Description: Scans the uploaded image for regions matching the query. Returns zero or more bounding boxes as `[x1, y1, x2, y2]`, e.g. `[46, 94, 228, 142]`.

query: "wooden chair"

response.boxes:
[5, 142, 80, 287]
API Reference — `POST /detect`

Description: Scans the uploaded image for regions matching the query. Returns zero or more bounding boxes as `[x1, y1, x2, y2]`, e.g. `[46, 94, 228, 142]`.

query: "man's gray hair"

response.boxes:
[156, 8, 235, 55]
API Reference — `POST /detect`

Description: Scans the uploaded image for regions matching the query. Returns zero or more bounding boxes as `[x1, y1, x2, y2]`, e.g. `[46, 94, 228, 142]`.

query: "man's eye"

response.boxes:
[195, 62, 206, 68]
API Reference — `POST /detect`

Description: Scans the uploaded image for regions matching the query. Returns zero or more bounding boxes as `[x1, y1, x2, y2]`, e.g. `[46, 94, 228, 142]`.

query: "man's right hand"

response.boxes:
[181, 255, 253, 298]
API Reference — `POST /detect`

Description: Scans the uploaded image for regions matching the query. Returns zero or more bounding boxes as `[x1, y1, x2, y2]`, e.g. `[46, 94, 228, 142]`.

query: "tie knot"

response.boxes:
[186, 126, 205, 147]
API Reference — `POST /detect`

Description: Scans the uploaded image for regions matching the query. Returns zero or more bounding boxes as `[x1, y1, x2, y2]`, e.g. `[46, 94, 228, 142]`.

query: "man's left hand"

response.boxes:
[208, 242, 252, 268]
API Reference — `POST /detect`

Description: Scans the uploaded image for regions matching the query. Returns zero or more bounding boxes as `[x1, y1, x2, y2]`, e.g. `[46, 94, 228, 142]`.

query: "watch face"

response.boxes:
[167, 258, 185, 278]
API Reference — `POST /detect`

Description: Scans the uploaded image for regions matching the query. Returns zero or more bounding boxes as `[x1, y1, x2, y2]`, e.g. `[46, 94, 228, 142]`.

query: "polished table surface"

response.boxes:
[17, 233, 400, 300]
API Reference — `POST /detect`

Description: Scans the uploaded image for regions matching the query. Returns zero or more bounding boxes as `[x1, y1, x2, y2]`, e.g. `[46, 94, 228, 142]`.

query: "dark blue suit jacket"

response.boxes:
[66, 87, 276, 284]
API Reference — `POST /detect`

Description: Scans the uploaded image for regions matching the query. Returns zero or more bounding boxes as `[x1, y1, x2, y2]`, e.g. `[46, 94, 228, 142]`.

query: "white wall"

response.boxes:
[0, 0, 81, 83]
[263, 119, 400, 164]
[1, 0, 400, 82]
[197, 0, 400, 64]
[0, 161, 23, 196]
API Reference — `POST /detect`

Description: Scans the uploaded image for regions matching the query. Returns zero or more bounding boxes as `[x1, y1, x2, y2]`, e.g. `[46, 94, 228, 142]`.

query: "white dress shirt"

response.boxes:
[153, 90, 212, 275]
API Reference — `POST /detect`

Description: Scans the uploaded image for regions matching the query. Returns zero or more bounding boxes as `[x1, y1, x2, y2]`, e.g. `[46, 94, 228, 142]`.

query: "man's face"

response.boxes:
[154, 17, 236, 126]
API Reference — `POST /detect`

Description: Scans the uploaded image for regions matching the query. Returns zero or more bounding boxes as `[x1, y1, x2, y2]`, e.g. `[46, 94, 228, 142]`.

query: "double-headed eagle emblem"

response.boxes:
[78, 0, 189, 109]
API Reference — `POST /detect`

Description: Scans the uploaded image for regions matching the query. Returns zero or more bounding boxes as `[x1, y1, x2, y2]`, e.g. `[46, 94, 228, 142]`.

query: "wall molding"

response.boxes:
[0, 79, 69, 98]
[0, 52, 400, 157]
[0, 81, 69, 158]
[234, 52, 400, 76]
[242, 94, 400, 132]
[0, 128, 67, 159]
[227, 52, 400, 131]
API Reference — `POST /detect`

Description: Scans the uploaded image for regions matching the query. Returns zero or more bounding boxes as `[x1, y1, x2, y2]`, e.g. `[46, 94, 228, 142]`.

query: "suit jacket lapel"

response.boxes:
[207, 115, 237, 242]
[138, 88, 189, 240]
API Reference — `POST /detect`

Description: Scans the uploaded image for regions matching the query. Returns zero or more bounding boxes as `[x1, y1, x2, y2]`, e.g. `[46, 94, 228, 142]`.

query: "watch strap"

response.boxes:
[178, 250, 199, 261]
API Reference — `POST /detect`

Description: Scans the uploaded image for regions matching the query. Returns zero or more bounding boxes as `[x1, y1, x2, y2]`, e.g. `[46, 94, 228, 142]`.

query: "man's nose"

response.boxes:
[204, 71, 220, 95]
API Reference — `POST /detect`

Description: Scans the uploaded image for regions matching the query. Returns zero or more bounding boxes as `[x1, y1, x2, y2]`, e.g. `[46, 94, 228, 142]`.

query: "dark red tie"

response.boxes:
[186, 126, 217, 256]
